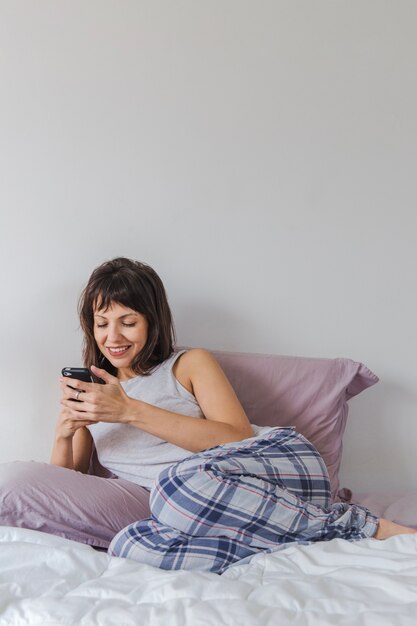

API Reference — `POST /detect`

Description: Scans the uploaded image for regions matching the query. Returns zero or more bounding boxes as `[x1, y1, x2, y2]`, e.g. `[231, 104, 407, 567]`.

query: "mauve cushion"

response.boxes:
[385, 495, 417, 528]
[211, 350, 379, 501]
[352, 492, 417, 528]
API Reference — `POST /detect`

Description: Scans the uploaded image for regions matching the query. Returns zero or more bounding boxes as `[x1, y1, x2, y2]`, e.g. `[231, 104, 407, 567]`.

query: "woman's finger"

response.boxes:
[64, 406, 97, 422]
[61, 391, 97, 407]
[61, 399, 89, 412]
[90, 365, 118, 384]
[60, 377, 88, 393]
[61, 389, 85, 403]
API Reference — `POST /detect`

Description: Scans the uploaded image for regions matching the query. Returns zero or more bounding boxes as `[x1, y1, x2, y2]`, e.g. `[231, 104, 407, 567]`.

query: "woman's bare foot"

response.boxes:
[375, 518, 417, 540]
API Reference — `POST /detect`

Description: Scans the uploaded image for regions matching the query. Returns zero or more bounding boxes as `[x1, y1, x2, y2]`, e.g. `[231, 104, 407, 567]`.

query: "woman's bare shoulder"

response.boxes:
[177, 348, 217, 371]
[173, 349, 217, 392]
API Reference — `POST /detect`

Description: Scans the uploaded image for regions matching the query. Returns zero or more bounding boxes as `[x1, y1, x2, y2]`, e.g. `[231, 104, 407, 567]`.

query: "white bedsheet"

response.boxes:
[1, 527, 417, 626]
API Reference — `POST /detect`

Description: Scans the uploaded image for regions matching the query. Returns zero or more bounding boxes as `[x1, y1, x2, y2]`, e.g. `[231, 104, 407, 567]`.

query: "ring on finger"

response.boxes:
[75, 390, 82, 401]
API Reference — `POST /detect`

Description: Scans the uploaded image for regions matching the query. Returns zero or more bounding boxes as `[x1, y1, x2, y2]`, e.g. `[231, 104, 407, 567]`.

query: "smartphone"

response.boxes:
[61, 367, 104, 384]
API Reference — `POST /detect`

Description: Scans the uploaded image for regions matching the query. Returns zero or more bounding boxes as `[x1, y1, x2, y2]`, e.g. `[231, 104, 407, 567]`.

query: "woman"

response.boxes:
[1, 257, 414, 572]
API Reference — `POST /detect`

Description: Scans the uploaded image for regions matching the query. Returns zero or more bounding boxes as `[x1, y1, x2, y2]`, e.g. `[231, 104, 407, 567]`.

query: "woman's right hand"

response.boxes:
[55, 380, 96, 440]
[51, 388, 94, 471]
[54, 405, 95, 440]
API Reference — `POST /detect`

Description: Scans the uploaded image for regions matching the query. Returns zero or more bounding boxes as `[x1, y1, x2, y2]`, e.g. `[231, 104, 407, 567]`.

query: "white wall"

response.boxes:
[0, 1, 416, 493]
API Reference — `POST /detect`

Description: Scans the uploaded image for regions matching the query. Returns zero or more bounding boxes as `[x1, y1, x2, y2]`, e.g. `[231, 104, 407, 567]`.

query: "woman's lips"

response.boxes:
[107, 346, 131, 357]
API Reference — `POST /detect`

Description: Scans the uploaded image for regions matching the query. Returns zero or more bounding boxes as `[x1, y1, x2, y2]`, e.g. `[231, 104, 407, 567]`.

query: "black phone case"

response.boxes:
[62, 367, 104, 384]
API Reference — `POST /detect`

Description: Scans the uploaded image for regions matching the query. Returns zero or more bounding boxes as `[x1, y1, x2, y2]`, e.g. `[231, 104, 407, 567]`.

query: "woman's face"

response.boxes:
[93, 301, 149, 380]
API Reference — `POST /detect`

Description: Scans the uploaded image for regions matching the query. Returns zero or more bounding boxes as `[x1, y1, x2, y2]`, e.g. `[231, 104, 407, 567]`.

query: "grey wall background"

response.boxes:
[0, 1, 416, 493]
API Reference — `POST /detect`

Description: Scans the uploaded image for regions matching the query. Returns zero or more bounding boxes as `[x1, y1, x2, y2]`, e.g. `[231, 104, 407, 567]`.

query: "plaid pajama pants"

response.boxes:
[109, 428, 378, 573]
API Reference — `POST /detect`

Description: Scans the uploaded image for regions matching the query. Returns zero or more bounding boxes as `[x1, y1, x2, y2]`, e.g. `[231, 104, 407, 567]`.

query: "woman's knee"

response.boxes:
[149, 460, 211, 529]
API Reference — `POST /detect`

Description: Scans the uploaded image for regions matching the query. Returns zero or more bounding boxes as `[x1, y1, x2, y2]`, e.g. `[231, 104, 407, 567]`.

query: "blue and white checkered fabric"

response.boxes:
[109, 428, 378, 573]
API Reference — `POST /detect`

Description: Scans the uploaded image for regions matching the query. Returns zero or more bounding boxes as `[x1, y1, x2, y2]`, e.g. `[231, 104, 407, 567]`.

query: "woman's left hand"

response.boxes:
[60, 365, 133, 424]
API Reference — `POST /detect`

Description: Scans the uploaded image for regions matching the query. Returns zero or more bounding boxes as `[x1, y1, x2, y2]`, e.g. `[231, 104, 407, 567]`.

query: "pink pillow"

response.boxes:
[379, 494, 417, 528]
[349, 492, 417, 528]
[211, 350, 379, 501]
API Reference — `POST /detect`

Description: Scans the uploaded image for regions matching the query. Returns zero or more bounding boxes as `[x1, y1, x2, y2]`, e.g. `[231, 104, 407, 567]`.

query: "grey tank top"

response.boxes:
[88, 350, 205, 489]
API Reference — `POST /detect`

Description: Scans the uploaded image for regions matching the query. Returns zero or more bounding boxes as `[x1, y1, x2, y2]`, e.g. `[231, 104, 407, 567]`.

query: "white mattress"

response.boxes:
[1, 526, 417, 625]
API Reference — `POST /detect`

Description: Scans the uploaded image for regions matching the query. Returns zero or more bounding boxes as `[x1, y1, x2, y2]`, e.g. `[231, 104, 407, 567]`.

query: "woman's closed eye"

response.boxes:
[95, 322, 136, 328]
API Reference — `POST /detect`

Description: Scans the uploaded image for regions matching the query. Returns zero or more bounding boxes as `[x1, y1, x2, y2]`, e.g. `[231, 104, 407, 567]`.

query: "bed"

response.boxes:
[1, 350, 416, 626]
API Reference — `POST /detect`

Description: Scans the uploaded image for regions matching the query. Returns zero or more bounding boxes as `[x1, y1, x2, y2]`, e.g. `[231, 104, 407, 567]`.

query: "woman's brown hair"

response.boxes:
[78, 257, 175, 376]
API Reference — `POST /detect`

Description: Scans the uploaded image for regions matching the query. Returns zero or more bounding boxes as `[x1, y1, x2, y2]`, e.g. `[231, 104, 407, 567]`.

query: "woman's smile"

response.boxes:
[107, 345, 132, 357]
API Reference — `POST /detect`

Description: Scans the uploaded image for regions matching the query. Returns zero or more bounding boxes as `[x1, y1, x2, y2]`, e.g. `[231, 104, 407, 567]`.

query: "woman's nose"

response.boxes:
[106, 325, 123, 342]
